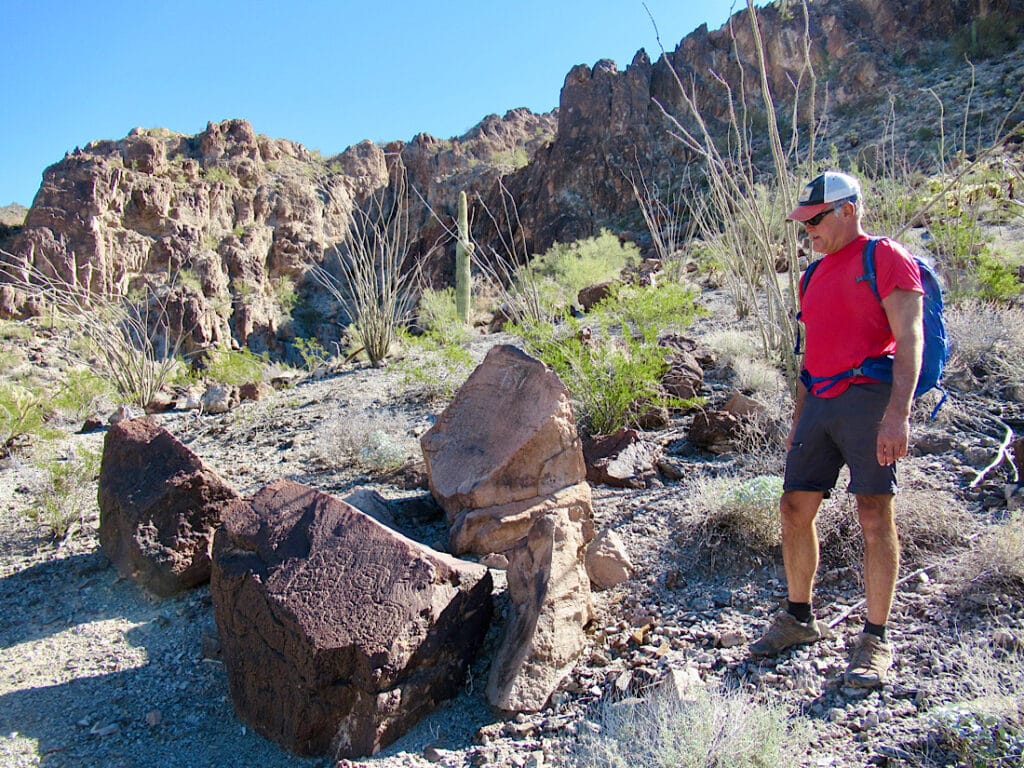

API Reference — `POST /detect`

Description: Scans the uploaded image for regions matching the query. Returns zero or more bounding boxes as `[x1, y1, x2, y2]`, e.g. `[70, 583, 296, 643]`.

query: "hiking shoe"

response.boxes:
[749, 610, 821, 657]
[844, 632, 893, 688]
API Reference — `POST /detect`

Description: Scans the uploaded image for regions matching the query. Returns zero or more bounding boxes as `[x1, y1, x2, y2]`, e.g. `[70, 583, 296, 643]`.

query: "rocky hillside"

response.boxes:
[1, 0, 1023, 361]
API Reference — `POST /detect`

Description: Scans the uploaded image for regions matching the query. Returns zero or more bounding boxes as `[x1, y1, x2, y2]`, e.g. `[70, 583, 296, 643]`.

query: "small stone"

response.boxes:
[717, 630, 746, 648]
[145, 710, 162, 727]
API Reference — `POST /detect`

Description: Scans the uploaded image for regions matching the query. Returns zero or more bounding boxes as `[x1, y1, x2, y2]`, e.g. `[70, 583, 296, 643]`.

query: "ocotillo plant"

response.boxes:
[455, 190, 472, 324]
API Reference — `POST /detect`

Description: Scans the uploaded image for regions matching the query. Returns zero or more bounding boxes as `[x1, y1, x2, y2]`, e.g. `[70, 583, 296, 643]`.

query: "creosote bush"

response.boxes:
[200, 346, 268, 386]
[27, 446, 102, 541]
[512, 261, 703, 436]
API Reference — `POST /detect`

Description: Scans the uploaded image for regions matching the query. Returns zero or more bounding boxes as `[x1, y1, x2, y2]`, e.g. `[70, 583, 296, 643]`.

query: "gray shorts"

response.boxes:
[783, 383, 897, 496]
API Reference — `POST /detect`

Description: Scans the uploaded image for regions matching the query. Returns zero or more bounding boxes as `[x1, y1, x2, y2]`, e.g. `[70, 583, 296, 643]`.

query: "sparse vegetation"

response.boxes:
[698, 474, 784, 551]
[201, 345, 268, 386]
[0, 381, 53, 456]
[569, 680, 808, 768]
[26, 446, 102, 540]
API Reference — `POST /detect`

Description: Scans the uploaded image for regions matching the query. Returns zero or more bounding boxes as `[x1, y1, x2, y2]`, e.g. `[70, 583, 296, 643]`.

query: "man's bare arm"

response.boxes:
[877, 288, 923, 465]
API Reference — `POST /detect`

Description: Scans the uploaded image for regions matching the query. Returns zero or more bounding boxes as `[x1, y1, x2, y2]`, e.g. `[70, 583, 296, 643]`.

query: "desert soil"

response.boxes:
[1, 307, 1022, 768]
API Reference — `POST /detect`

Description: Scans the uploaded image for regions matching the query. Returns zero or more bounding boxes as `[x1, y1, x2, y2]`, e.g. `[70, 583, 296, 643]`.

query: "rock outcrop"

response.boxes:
[486, 508, 593, 712]
[210, 479, 493, 760]
[97, 418, 242, 597]
[420, 344, 597, 711]
[420, 344, 593, 556]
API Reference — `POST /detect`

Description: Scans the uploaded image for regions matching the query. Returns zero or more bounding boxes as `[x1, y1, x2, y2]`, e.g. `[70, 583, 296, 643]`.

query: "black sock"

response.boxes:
[864, 621, 887, 641]
[787, 601, 813, 623]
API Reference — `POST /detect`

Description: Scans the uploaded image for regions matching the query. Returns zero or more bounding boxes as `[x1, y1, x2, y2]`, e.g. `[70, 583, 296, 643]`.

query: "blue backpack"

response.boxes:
[798, 237, 949, 417]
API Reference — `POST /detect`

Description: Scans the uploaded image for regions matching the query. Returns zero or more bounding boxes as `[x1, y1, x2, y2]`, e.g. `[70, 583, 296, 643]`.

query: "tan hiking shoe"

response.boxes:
[749, 610, 822, 657]
[844, 632, 893, 688]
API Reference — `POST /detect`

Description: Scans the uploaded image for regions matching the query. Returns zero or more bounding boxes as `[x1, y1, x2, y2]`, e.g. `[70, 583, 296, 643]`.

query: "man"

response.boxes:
[749, 171, 924, 688]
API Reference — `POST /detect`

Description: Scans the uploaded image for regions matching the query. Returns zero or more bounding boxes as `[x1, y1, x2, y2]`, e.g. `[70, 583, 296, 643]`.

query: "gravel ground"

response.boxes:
[1, 312, 1023, 768]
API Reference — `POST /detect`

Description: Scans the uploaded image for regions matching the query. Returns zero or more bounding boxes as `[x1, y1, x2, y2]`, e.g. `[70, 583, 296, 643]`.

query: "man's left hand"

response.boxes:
[877, 412, 910, 466]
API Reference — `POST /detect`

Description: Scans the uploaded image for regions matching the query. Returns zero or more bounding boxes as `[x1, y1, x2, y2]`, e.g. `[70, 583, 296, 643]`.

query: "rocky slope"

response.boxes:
[0, 286, 1022, 767]
[2, 1, 1022, 363]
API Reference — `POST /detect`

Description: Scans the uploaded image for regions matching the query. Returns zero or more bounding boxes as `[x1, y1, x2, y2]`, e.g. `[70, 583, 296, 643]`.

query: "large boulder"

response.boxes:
[420, 344, 591, 555]
[486, 508, 593, 712]
[97, 418, 242, 597]
[210, 479, 493, 760]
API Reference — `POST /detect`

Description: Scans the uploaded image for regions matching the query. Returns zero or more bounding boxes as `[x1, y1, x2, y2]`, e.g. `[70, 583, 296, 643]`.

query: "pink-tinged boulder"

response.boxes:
[210, 480, 492, 760]
[585, 528, 635, 590]
[420, 344, 590, 555]
[98, 418, 242, 597]
[487, 509, 593, 712]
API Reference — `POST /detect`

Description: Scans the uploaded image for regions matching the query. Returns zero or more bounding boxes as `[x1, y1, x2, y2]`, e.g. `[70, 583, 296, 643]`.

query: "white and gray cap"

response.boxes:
[787, 171, 861, 221]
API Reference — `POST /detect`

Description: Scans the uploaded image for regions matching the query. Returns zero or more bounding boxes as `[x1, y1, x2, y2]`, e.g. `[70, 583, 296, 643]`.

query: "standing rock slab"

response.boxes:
[98, 418, 242, 597]
[210, 479, 493, 760]
[420, 344, 590, 555]
[486, 508, 593, 712]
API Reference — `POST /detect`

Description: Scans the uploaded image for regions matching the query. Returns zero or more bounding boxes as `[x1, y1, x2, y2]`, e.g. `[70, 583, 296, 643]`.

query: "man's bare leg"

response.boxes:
[780, 490, 825, 604]
[856, 493, 900, 625]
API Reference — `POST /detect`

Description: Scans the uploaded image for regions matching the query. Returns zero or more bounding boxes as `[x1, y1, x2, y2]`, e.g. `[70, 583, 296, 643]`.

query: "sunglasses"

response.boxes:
[803, 208, 834, 227]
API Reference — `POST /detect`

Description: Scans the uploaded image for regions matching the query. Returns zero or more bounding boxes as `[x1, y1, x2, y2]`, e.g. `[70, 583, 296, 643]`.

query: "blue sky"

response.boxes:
[2, 1, 743, 207]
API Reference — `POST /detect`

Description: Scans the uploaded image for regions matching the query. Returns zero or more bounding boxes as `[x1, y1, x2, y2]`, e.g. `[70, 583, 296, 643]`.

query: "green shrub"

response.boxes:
[397, 334, 475, 402]
[52, 369, 115, 422]
[515, 315, 688, 437]
[273, 275, 299, 313]
[520, 230, 640, 319]
[293, 337, 330, 373]
[594, 281, 704, 337]
[0, 382, 54, 457]
[203, 346, 267, 386]
[416, 287, 471, 345]
[27, 447, 102, 540]
[975, 252, 1023, 302]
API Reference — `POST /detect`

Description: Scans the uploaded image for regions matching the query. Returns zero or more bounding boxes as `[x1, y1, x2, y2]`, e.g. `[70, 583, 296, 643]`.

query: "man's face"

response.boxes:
[803, 203, 848, 254]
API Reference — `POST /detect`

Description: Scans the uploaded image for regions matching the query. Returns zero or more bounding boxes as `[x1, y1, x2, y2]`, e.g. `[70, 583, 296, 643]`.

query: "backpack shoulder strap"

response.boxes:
[800, 258, 823, 295]
[858, 237, 883, 302]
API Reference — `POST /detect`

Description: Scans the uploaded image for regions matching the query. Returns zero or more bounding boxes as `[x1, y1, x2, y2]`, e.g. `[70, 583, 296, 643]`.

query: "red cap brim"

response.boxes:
[787, 202, 831, 222]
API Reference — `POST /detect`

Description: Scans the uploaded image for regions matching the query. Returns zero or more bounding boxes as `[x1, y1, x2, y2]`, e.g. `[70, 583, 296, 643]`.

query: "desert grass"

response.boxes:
[925, 638, 1024, 766]
[945, 300, 1024, 384]
[944, 514, 1024, 601]
[568, 679, 808, 768]
[313, 410, 419, 474]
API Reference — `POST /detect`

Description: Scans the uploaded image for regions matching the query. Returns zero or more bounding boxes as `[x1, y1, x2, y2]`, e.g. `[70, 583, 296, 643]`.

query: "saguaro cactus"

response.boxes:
[455, 190, 472, 324]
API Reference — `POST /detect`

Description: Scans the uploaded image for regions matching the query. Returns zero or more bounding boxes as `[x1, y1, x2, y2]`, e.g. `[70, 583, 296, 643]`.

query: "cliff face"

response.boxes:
[3, 112, 556, 355]
[500, 0, 1024, 252]
[3, 0, 1022, 355]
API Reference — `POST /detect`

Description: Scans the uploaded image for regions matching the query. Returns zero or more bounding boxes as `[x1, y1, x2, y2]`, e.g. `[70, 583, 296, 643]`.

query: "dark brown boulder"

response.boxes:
[583, 429, 662, 489]
[577, 281, 617, 311]
[662, 350, 704, 400]
[98, 418, 242, 597]
[689, 409, 743, 454]
[211, 479, 493, 760]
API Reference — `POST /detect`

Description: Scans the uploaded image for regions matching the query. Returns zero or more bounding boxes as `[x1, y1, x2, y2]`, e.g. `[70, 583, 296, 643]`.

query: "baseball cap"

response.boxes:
[787, 171, 861, 221]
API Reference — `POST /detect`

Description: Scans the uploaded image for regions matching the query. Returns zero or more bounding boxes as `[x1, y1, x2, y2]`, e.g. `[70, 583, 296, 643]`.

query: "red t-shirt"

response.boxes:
[800, 235, 923, 397]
